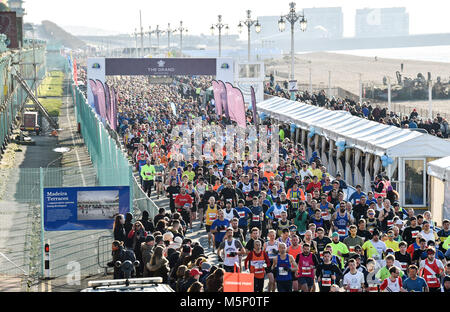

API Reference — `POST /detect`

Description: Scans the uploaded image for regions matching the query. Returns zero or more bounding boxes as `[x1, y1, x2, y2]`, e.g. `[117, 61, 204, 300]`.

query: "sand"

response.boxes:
[266, 52, 450, 118]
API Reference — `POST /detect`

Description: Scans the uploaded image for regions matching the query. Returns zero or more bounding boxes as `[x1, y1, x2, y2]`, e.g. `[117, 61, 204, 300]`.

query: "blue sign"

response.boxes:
[43, 186, 130, 231]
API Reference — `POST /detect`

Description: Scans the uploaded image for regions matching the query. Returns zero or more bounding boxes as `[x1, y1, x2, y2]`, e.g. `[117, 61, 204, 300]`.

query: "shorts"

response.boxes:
[205, 225, 211, 233]
[224, 265, 235, 273]
[254, 277, 265, 292]
[276, 280, 293, 292]
[155, 177, 162, 182]
[214, 239, 222, 249]
[249, 222, 262, 231]
[298, 276, 314, 288]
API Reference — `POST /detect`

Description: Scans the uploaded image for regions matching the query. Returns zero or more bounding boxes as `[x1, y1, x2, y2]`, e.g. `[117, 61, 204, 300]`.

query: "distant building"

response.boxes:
[7, 0, 25, 17]
[251, 7, 343, 40]
[355, 7, 409, 38]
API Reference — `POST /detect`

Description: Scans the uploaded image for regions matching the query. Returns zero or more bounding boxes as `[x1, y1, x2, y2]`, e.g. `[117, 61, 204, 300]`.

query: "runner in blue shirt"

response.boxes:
[401, 265, 429, 292]
[210, 209, 230, 251]
[249, 197, 264, 232]
[266, 197, 287, 221]
[348, 185, 367, 206]
[235, 199, 252, 239]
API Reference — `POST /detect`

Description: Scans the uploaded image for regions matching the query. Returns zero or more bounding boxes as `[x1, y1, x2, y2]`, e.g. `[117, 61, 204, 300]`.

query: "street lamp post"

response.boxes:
[132, 28, 139, 58]
[238, 10, 261, 61]
[166, 23, 173, 56]
[211, 15, 229, 57]
[146, 26, 152, 55]
[278, 2, 307, 100]
[173, 21, 188, 56]
[151, 25, 165, 53]
[139, 10, 144, 57]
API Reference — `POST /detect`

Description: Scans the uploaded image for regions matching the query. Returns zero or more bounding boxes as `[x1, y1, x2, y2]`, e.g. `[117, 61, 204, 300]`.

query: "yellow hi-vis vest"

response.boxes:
[141, 164, 156, 181]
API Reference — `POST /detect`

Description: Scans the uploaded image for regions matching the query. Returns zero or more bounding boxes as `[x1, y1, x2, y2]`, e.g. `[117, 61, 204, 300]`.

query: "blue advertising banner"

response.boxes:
[43, 186, 130, 231]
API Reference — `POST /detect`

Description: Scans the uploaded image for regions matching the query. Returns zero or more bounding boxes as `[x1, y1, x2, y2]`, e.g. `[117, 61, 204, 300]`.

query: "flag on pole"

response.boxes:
[251, 86, 258, 132]
[73, 59, 78, 85]
[212, 80, 222, 116]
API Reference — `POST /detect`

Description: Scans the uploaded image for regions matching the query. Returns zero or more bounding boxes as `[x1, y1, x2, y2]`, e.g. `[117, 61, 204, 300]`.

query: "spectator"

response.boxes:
[147, 245, 170, 283]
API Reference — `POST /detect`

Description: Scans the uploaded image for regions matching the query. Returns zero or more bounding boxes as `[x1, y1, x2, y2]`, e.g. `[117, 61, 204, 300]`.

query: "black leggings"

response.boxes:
[254, 277, 265, 292]
[142, 180, 154, 197]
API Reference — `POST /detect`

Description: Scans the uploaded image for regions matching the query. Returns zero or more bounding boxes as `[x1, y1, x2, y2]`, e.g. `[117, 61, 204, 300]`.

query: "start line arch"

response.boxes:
[87, 57, 234, 108]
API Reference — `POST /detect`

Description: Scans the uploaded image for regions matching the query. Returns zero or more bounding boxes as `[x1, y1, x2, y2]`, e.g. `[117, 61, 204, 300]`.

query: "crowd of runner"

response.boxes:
[264, 78, 449, 138]
[105, 74, 449, 292]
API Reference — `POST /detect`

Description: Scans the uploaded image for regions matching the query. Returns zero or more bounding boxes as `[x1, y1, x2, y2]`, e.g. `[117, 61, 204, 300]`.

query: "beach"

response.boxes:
[266, 51, 450, 117]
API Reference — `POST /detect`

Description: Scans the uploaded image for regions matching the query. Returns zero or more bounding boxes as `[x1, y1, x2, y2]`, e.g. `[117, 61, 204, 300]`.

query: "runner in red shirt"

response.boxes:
[174, 187, 193, 229]
[306, 176, 322, 193]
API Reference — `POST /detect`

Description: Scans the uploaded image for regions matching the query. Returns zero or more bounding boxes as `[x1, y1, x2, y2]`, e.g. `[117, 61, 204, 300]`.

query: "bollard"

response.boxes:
[44, 243, 50, 279]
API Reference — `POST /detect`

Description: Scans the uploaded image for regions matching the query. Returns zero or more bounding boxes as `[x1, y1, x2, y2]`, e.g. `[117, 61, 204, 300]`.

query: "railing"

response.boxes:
[97, 236, 113, 275]
[0, 46, 46, 155]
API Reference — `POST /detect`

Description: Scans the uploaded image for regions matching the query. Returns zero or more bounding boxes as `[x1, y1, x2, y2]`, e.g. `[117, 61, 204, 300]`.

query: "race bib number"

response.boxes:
[172, 193, 178, 198]
[278, 267, 288, 276]
[322, 278, 332, 286]
[349, 246, 355, 253]
[387, 220, 394, 227]
[426, 275, 438, 285]
[411, 231, 419, 238]
[321, 211, 329, 217]
[251, 260, 265, 269]
[291, 198, 299, 204]
[368, 284, 378, 292]
[301, 266, 312, 275]
[252, 215, 260, 222]
[400, 262, 407, 270]
[338, 229, 346, 236]
[209, 213, 217, 221]
[275, 214, 281, 219]
[238, 211, 246, 218]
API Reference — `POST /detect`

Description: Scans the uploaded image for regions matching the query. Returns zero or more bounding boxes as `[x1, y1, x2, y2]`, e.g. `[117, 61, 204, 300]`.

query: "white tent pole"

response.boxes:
[388, 78, 391, 112]
[328, 71, 331, 98]
[359, 73, 362, 104]
[428, 80, 433, 120]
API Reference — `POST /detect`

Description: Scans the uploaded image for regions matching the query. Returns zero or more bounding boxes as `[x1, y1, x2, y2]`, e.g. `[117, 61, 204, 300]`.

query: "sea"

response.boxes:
[185, 44, 450, 63]
[316, 45, 450, 63]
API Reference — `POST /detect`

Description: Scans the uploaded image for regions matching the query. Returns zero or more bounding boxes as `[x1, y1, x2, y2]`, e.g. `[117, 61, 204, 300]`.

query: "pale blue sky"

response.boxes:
[24, 0, 450, 37]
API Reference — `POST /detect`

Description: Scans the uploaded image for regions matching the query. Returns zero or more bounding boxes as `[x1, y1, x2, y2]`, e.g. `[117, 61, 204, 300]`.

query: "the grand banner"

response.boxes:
[105, 58, 217, 76]
[44, 186, 130, 231]
[87, 57, 234, 123]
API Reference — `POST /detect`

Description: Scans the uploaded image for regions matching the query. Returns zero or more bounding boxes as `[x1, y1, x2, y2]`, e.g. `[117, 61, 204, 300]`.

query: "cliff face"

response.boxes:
[40, 20, 86, 50]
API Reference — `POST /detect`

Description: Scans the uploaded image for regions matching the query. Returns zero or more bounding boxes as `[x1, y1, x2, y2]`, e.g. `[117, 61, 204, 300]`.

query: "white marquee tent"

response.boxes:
[257, 96, 450, 208]
[427, 156, 450, 223]
[428, 156, 450, 182]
